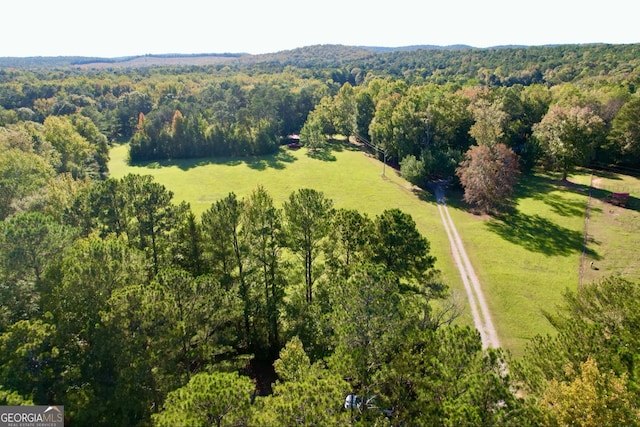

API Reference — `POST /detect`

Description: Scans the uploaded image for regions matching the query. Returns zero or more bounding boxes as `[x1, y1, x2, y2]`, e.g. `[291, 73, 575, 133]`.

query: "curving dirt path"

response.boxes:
[434, 183, 500, 349]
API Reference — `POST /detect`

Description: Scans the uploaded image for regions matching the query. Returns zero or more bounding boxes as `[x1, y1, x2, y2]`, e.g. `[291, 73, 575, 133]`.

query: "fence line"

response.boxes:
[579, 173, 594, 289]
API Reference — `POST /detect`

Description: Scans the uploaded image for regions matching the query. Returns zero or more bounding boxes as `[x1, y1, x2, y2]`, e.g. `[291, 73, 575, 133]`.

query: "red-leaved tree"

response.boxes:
[456, 143, 520, 214]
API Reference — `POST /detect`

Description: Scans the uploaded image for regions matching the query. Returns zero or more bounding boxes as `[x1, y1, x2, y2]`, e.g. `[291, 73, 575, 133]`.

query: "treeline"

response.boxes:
[1, 173, 638, 425]
[128, 75, 323, 160]
[0, 67, 331, 153]
[3, 44, 640, 176]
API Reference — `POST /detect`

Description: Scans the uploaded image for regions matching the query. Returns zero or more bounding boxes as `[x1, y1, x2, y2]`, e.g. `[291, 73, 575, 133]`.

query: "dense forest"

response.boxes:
[1, 44, 640, 426]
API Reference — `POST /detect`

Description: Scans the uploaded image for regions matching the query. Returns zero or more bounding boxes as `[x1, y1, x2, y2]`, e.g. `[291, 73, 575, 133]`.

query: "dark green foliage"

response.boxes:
[400, 153, 427, 186]
[114, 91, 152, 139]
[0, 179, 592, 426]
[515, 276, 640, 424]
[2, 43, 640, 171]
[172, 210, 204, 276]
[242, 186, 286, 356]
[252, 371, 350, 426]
[153, 371, 255, 427]
[608, 96, 640, 168]
[518, 277, 640, 395]
[283, 188, 333, 304]
[329, 263, 409, 390]
[373, 208, 438, 288]
[0, 319, 57, 404]
[129, 76, 320, 161]
[0, 212, 75, 328]
[68, 174, 187, 277]
[325, 208, 374, 277]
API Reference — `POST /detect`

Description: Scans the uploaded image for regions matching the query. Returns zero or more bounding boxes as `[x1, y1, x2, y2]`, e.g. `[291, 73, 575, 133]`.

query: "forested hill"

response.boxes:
[3, 43, 640, 85]
[244, 43, 640, 85]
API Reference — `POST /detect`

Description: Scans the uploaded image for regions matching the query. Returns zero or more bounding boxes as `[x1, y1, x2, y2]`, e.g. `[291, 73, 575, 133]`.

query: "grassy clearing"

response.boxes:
[109, 142, 463, 303]
[445, 169, 640, 357]
[573, 170, 640, 285]
[445, 173, 589, 356]
[109, 143, 640, 358]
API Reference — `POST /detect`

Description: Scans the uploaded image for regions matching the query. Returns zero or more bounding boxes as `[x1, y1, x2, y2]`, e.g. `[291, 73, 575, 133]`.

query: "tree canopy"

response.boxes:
[2, 42, 640, 426]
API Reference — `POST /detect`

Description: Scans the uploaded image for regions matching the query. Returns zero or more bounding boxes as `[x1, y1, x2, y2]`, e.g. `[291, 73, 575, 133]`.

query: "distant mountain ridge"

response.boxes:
[0, 44, 502, 68]
[1, 43, 637, 79]
[357, 44, 475, 52]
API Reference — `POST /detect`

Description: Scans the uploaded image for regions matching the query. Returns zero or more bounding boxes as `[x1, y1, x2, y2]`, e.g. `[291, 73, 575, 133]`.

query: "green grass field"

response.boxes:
[109, 142, 463, 297]
[572, 170, 640, 285]
[108, 143, 640, 357]
[447, 174, 589, 355]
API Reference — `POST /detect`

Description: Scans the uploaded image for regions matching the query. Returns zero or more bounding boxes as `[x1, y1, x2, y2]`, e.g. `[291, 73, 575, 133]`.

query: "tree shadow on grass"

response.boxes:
[534, 193, 587, 217]
[304, 139, 363, 162]
[586, 167, 624, 180]
[625, 195, 640, 210]
[129, 148, 297, 171]
[515, 173, 576, 199]
[589, 187, 640, 212]
[306, 146, 337, 161]
[512, 173, 605, 218]
[517, 170, 640, 211]
[485, 211, 601, 259]
[246, 149, 297, 170]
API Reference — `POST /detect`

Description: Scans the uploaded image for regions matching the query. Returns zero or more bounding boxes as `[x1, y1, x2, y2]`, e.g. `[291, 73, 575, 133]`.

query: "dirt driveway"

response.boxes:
[433, 183, 500, 349]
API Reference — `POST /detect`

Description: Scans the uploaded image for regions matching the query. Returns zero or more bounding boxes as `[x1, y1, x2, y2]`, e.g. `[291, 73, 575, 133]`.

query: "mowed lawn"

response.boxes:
[109, 143, 640, 357]
[447, 169, 640, 356]
[446, 174, 589, 356]
[572, 170, 640, 285]
[108, 142, 462, 296]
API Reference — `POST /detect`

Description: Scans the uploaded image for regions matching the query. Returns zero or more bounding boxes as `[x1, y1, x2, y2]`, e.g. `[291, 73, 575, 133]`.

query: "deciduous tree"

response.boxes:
[0, 149, 54, 219]
[0, 212, 75, 327]
[44, 233, 150, 426]
[532, 104, 605, 180]
[332, 83, 357, 137]
[468, 98, 508, 147]
[608, 96, 640, 167]
[299, 113, 325, 150]
[43, 115, 93, 178]
[0, 319, 57, 405]
[400, 154, 426, 186]
[540, 358, 640, 427]
[456, 143, 520, 214]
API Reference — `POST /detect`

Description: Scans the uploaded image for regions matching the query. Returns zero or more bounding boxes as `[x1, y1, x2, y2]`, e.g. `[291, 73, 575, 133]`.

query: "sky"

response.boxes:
[2, 0, 640, 58]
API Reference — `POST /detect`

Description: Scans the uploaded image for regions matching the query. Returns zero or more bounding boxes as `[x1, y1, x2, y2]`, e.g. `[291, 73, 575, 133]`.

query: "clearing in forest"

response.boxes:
[108, 143, 639, 357]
